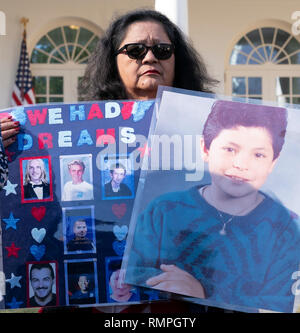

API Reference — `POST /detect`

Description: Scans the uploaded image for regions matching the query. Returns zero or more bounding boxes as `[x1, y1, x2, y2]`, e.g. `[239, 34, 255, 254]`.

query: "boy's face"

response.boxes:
[201, 126, 278, 198]
[111, 168, 126, 186]
[69, 164, 84, 184]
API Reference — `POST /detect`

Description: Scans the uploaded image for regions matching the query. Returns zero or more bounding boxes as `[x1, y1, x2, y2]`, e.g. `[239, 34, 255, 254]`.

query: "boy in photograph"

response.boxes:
[107, 260, 139, 303]
[104, 162, 132, 198]
[125, 100, 300, 312]
[70, 274, 95, 303]
[23, 158, 50, 200]
[62, 159, 93, 201]
[66, 219, 95, 252]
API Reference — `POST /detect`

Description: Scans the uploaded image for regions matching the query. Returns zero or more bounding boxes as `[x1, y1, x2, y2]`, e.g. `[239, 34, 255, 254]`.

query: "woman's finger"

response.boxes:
[3, 136, 17, 148]
[146, 272, 169, 286]
[2, 128, 19, 140]
[1, 120, 19, 132]
[0, 116, 13, 123]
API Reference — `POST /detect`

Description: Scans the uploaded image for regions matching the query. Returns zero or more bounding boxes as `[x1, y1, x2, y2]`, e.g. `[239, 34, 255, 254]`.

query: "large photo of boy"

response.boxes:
[124, 90, 300, 313]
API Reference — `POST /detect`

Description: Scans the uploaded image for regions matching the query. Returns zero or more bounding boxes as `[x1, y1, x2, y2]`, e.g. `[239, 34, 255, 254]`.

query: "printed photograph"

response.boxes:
[20, 156, 53, 203]
[105, 257, 140, 303]
[101, 155, 134, 200]
[63, 206, 96, 254]
[60, 154, 94, 201]
[123, 88, 300, 313]
[26, 261, 58, 307]
[64, 259, 99, 305]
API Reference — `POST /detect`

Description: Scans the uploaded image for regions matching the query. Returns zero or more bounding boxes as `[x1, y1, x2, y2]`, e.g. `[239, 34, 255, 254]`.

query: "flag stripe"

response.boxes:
[12, 92, 22, 106]
[11, 30, 35, 107]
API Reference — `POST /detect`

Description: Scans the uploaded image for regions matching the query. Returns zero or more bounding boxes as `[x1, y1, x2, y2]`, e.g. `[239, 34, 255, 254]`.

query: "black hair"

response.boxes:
[110, 162, 126, 174]
[202, 100, 288, 160]
[79, 9, 218, 100]
[30, 263, 55, 280]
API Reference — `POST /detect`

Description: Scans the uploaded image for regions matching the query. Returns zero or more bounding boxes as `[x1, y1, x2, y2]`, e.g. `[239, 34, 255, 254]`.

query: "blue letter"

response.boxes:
[77, 129, 93, 146]
[18, 134, 33, 151]
[70, 105, 86, 121]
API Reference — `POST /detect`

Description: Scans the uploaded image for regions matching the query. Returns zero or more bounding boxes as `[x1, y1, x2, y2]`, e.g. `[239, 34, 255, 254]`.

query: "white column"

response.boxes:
[155, 0, 189, 36]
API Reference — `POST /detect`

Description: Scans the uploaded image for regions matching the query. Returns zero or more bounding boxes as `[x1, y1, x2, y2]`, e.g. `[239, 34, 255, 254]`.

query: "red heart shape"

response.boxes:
[121, 102, 134, 120]
[31, 206, 46, 222]
[112, 204, 127, 219]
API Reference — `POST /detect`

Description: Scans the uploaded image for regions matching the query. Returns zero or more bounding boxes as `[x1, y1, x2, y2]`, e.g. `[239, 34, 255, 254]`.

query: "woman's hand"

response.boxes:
[0, 117, 19, 148]
[146, 264, 206, 298]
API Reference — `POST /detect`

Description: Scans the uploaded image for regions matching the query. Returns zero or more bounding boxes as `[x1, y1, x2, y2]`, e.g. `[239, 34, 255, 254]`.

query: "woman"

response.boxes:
[41, 8, 223, 313]
[81, 9, 221, 314]
[80, 9, 217, 101]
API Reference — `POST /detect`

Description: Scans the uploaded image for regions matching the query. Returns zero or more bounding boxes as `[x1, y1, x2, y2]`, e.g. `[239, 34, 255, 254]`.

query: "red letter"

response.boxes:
[121, 101, 135, 120]
[27, 108, 48, 126]
[87, 104, 104, 120]
[38, 133, 53, 149]
[96, 128, 115, 145]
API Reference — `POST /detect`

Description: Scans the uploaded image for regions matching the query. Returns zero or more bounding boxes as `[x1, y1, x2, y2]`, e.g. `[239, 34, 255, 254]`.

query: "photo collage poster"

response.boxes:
[0, 99, 160, 309]
[123, 86, 300, 313]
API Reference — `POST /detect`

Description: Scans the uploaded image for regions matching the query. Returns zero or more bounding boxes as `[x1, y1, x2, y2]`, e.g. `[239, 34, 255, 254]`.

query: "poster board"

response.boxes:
[0, 100, 161, 309]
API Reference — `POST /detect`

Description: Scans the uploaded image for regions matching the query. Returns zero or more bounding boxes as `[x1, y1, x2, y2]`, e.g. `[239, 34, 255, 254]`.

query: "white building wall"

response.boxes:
[0, 0, 154, 109]
[0, 0, 299, 108]
[188, 0, 300, 93]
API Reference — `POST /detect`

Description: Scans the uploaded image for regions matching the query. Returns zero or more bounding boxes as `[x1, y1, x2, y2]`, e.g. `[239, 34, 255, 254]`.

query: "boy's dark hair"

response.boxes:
[110, 162, 126, 175]
[202, 100, 288, 160]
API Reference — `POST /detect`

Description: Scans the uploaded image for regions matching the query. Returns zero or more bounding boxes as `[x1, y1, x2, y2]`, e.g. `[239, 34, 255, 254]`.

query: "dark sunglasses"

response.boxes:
[116, 43, 174, 60]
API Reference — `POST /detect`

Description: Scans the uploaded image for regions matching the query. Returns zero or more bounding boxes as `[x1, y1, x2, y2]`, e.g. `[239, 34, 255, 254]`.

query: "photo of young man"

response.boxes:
[65, 259, 99, 306]
[66, 219, 96, 253]
[106, 258, 139, 303]
[61, 157, 93, 201]
[27, 262, 57, 307]
[22, 158, 51, 201]
[102, 160, 134, 199]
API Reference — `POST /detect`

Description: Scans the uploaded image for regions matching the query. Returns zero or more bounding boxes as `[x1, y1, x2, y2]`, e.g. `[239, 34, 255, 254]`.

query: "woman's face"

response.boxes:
[116, 20, 175, 100]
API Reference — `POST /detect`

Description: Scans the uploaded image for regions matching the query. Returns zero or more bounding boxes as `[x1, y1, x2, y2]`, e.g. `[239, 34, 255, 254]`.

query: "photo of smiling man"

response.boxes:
[27, 262, 58, 307]
[60, 154, 93, 202]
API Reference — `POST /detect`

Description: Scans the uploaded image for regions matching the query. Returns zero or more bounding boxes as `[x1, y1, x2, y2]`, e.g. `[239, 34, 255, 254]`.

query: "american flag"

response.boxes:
[11, 29, 35, 106]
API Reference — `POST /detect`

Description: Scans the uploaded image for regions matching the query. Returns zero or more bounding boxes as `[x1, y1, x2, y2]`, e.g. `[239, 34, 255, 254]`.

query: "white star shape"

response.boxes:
[6, 273, 22, 288]
[3, 180, 18, 196]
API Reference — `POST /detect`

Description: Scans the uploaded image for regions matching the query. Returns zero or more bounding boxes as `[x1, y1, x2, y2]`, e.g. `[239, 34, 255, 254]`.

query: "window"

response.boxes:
[226, 26, 300, 105]
[31, 26, 99, 65]
[30, 25, 100, 103]
[230, 27, 300, 65]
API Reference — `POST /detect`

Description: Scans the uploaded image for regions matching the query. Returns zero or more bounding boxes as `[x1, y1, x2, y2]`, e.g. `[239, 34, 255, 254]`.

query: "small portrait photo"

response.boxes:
[64, 259, 99, 306]
[101, 155, 134, 200]
[26, 261, 58, 308]
[20, 156, 53, 203]
[60, 154, 94, 201]
[105, 257, 140, 303]
[63, 206, 96, 254]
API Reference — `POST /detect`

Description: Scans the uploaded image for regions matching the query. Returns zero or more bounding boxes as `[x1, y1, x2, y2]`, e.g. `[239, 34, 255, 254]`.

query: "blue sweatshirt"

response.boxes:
[126, 185, 300, 312]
